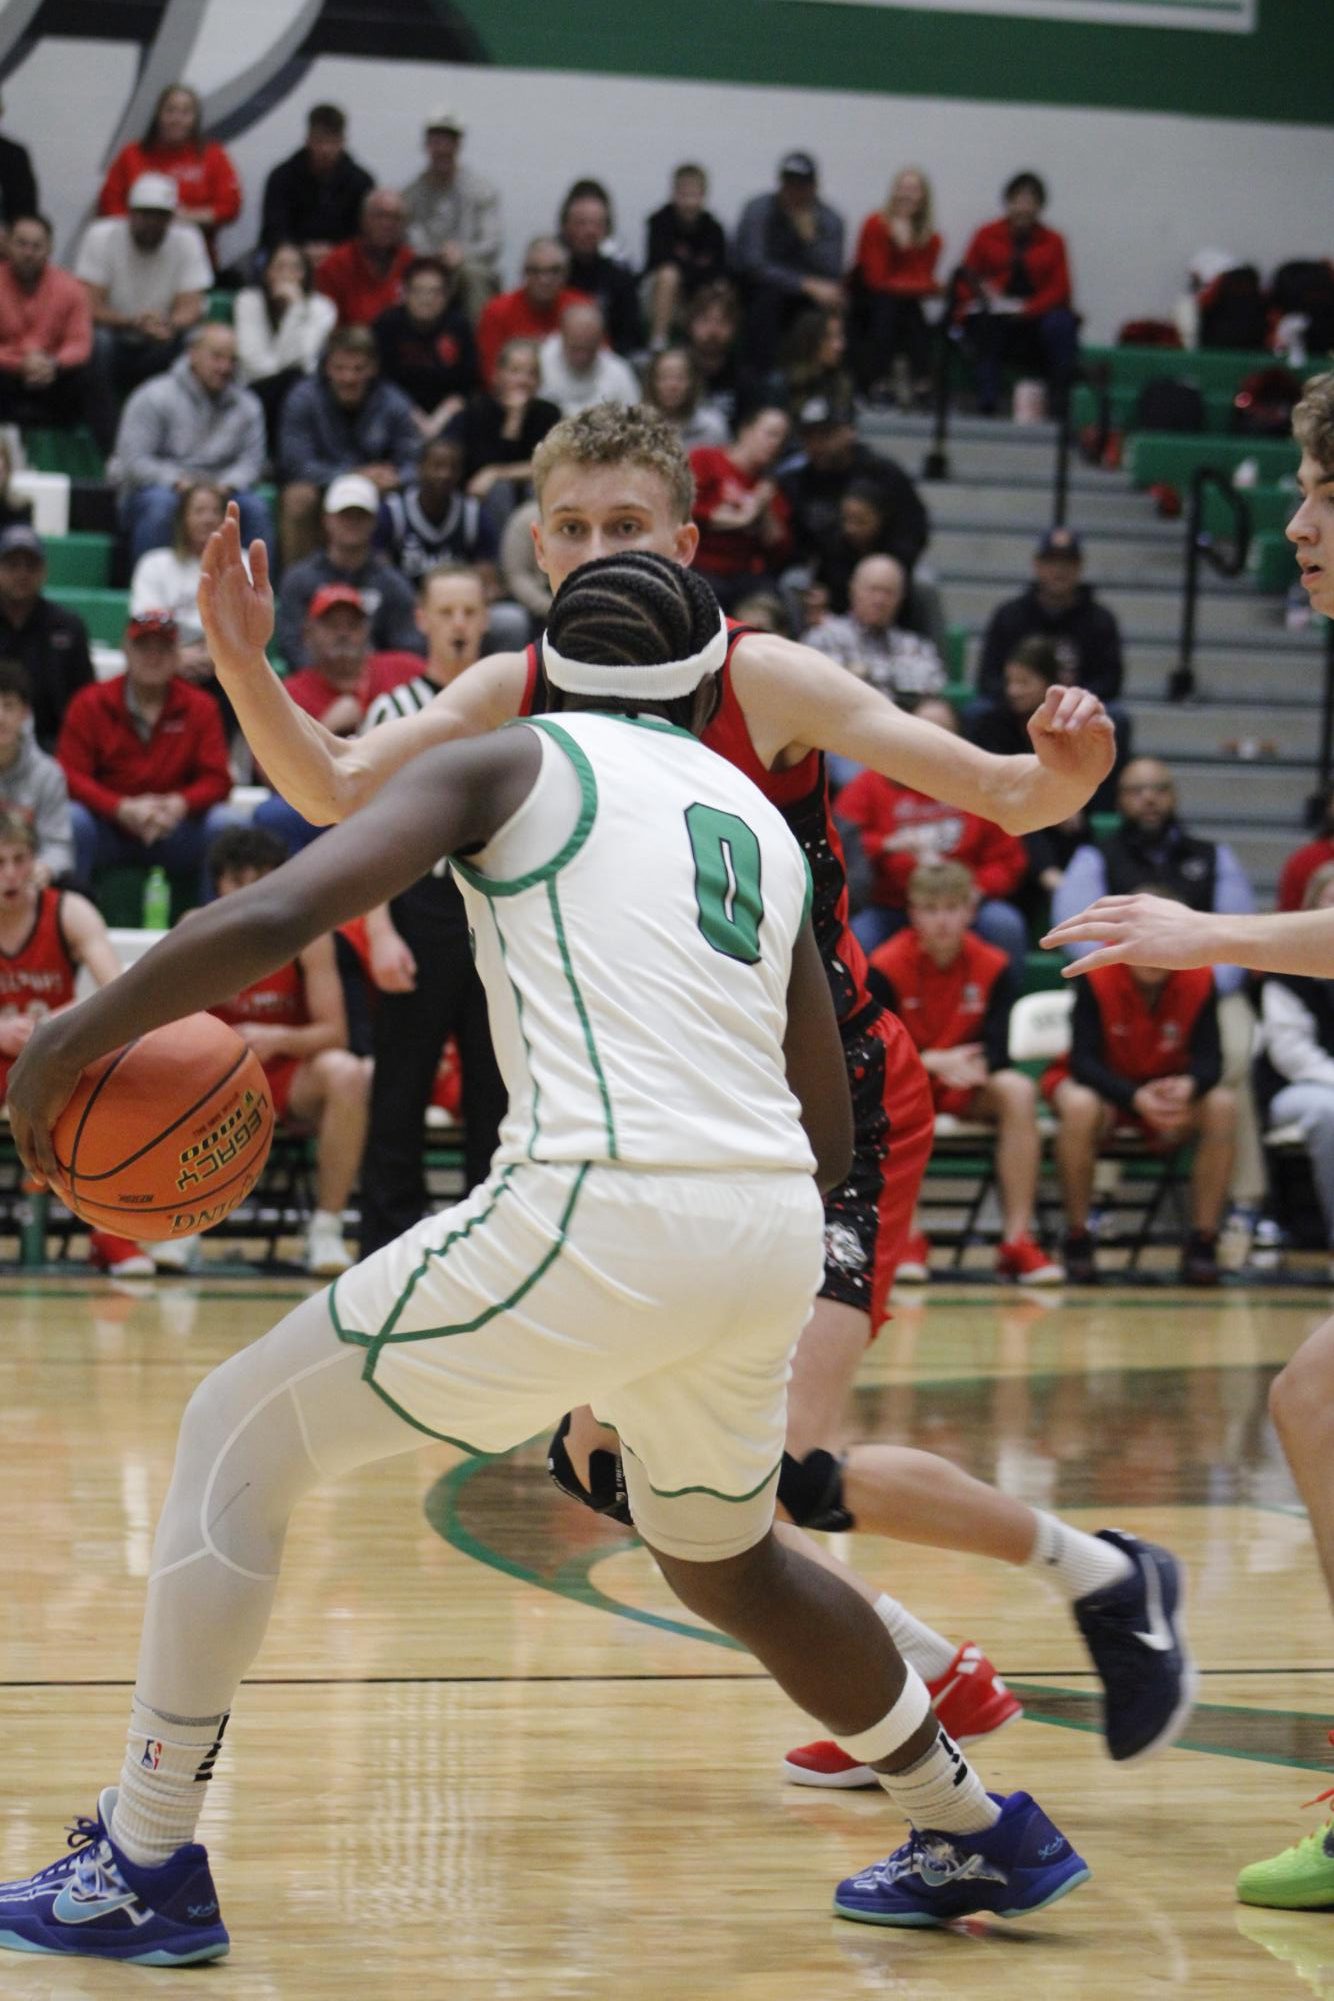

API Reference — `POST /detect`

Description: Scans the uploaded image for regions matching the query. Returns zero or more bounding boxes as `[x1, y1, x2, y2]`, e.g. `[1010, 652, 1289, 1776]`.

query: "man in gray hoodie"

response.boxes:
[0, 658, 73, 882]
[110, 324, 272, 565]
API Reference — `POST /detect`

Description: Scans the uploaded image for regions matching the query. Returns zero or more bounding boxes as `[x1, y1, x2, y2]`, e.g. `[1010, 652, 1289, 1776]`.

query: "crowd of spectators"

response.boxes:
[0, 88, 1313, 1283]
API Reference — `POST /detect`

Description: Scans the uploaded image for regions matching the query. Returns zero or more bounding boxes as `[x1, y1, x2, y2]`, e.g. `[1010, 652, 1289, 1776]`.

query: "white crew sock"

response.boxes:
[111, 1696, 229, 1866]
[874, 1594, 959, 1683]
[878, 1727, 1001, 1835]
[1025, 1511, 1134, 1602]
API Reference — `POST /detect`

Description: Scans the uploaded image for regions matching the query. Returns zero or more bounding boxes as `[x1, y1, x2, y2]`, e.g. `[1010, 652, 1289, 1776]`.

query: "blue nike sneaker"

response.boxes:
[1073, 1529, 1197, 1762]
[0, 1787, 228, 1965]
[833, 1791, 1090, 1927]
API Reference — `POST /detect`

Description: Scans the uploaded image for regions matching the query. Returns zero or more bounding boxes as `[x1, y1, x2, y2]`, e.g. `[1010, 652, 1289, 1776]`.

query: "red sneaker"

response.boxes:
[88, 1230, 154, 1278]
[996, 1235, 1065, 1286]
[782, 1643, 1022, 1786]
[894, 1230, 931, 1284]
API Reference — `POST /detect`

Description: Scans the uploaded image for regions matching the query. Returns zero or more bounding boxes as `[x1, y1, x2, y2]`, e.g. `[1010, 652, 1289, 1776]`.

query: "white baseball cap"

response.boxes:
[323, 473, 380, 515]
[425, 107, 464, 134]
[128, 172, 179, 211]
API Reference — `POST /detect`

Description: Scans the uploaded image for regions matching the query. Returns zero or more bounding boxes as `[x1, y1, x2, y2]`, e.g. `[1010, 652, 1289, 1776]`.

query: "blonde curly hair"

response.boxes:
[532, 403, 695, 523]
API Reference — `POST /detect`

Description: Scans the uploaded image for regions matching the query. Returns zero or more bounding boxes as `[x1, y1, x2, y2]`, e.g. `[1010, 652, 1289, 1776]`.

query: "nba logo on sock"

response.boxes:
[141, 1739, 162, 1771]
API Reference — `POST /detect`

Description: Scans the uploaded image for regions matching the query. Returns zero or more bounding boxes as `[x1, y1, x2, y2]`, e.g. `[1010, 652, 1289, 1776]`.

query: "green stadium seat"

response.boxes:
[1253, 531, 1296, 594]
[52, 586, 129, 646]
[1125, 433, 1298, 491]
[1022, 949, 1067, 994]
[1080, 343, 1310, 399]
[206, 291, 235, 325]
[21, 426, 105, 480]
[1202, 480, 1296, 542]
[91, 867, 198, 929]
[42, 533, 113, 589]
[944, 624, 968, 680]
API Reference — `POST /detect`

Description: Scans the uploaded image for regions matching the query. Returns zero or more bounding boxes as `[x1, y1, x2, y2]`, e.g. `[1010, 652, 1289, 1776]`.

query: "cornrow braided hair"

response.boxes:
[545, 551, 720, 670]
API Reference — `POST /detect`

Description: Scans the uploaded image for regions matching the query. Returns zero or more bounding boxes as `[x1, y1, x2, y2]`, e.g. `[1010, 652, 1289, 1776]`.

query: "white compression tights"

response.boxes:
[132, 1291, 423, 1733]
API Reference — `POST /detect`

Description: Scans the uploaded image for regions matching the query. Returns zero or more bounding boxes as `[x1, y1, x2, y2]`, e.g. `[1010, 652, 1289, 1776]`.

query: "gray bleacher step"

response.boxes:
[947, 580, 1291, 638]
[1169, 760, 1313, 821]
[930, 530, 1190, 583]
[924, 482, 1165, 533]
[1194, 822, 1303, 896]
[1117, 642, 1327, 703]
[1133, 700, 1325, 761]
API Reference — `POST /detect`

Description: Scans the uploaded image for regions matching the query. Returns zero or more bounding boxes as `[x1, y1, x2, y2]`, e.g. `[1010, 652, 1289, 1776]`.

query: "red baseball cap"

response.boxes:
[308, 583, 367, 620]
[125, 609, 179, 641]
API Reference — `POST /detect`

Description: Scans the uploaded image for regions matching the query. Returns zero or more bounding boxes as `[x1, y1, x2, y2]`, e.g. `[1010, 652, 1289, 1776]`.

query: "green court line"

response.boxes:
[424, 1450, 1334, 1776]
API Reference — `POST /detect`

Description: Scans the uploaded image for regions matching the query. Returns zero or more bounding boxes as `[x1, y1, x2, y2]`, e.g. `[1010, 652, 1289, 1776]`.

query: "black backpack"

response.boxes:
[1133, 377, 1206, 433]
[1269, 260, 1334, 353]
[1199, 266, 1267, 350]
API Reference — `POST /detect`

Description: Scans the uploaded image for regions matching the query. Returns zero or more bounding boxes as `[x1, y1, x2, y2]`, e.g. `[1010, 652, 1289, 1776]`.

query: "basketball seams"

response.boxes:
[58, 1036, 141, 1183]
[66, 1045, 255, 1187]
[69, 1150, 269, 1225]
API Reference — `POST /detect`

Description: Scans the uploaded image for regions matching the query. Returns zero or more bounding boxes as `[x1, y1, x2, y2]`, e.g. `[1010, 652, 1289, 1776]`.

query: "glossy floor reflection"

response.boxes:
[3, 1276, 1334, 1998]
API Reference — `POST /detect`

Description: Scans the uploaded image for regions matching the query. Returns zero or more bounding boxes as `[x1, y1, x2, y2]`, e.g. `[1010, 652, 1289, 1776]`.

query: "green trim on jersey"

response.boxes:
[800, 853, 813, 928]
[601, 712, 699, 746]
[362, 1163, 588, 1369]
[452, 718, 597, 898]
[546, 879, 619, 1159]
[487, 903, 542, 1158]
[622, 1438, 783, 1504]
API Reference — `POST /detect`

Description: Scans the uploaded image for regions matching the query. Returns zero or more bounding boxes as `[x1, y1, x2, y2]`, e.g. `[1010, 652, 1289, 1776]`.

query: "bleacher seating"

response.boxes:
[1072, 344, 1318, 439]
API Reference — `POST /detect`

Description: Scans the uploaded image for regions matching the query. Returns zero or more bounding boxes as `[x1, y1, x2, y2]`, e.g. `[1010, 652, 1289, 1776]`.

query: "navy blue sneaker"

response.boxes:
[1073, 1529, 1197, 1762]
[0, 1787, 228, 1965]
[833, 1791, 1090, 1927]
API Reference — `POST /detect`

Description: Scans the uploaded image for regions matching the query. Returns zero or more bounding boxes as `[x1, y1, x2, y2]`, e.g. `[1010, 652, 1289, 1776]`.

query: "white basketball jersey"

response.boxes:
[452, 712, 815, 1173]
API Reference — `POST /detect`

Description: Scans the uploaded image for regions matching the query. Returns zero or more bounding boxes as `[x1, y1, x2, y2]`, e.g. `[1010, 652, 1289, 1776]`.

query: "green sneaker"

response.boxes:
[1238, 1788, 1334, 1910]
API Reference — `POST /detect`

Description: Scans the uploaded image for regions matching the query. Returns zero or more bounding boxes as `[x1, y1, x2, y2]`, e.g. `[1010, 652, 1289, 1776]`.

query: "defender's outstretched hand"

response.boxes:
[1027, 684, 1116, 795]
[1042, 895, 1219, 976]
[198, 502, 274, 678]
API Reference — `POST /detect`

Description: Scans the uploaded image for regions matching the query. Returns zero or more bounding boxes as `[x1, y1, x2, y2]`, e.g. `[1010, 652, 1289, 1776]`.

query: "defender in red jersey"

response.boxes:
[1044, 898, 1236, 1285]
[201, 405, 1196, 1773]
[193, 825, 371, 1279]
[871, 860, 1061, 1285]
[0, 808, 141, 1272]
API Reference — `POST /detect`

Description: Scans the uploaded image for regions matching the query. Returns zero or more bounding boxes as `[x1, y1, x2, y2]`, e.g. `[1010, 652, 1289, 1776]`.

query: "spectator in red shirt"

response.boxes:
[56, 609, 235, 900]
[1045, 890, 1236, 1285]
[853, 167, 942, 405]
[688, 406, 793, 606]
[837, 694, 1030, 967]
[871, 860, 1063, 1286]
[0, 214, 92, 429]
[1278, 786, 1334, 911]
[960, 171, 1078, 417]
[316, 189, 414, 329]
[97, 85, 242, 266]
[281, 583, 417, 736]
[475, 238, 588, 385]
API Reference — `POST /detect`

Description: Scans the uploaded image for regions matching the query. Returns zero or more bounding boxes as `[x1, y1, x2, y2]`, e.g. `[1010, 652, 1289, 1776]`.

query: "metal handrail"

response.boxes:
[1165, 466, 1253, 701]
[1051, 359, 1111, 529]
[921, 265, 971, 482]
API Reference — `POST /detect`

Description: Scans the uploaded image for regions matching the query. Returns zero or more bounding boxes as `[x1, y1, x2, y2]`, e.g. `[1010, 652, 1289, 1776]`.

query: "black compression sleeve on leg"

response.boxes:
[777, 1448, 855, 1532]
[547, 1415, 635, 1526]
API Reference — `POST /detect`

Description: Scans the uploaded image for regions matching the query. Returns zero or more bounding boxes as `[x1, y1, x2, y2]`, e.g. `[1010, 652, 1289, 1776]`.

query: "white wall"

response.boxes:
[3, 45, 1325, 343]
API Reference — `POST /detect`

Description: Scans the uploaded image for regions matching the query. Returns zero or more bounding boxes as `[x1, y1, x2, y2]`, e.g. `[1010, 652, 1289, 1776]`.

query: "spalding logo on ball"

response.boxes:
[51, 1013, 276, 1240]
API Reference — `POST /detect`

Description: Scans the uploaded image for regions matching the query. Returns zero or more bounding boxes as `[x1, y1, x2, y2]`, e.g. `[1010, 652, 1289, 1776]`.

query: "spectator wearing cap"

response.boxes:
[0, 658, 74, 884]
[475, 237, 589, 386]
[960, 171, 1078, 417]
[975, 527, 1124, 705]
[401, 110, 501, 322]
[276, 324, 421, 564]
[373, 436, 525, 649]
[801, 553, 945, 703]
[97, 85, 242, 267]
[689, 406, 793, 609]
[781, 395, 929, 575]
[734, 152, 845, 373]
[538, 300, 640, 418]
[110, 322, 272, 565]
[316, 188, 414, 329]
[275, 473, 422, 668]
[0, 213, 93, 429]
[55, 609, 234, 900]
[373, 256, 476, 439]
[557, 180, 642, 357]
[643, 164, 729, 351]
[0, 525, 94, 751]
[259, 104, 374, 267]
[75, 172, 211, 450]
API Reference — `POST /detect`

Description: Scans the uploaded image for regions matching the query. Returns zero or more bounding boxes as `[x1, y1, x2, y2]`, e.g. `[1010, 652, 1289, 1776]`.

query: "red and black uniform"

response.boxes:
[210, 960, 308, 1119]
[836, 769, 1028, 911]
[1043, 963, 1221, 1126]
[521, 621, 935, 1331]
[871, 929, 1014, 1116]
[0, 887, 76, 1098]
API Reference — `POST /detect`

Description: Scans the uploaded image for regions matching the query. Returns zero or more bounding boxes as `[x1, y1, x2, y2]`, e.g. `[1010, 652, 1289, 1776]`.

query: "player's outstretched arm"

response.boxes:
[198, 504, 527, 823]
[733, 634, 1115, 834]
[1043, 896, 1334, 979]
[7, 730, 542, 1185]
[783, 917, 853, 1192]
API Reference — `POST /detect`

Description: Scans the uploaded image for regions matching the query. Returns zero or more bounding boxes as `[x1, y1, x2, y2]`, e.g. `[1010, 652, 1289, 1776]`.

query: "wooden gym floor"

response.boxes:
[4, 1274, 1334, 1998]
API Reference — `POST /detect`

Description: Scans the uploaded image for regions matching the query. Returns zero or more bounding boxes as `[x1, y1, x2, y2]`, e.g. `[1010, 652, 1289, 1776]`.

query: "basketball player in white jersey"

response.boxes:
[0, 555, 1090, 1964]
[193, 407, 1192, 1783]
[1048, 372, 1334, 1909]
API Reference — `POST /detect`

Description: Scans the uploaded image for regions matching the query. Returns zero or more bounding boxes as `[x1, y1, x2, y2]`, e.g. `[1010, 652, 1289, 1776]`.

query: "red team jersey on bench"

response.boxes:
[0, 888, 76, 1096]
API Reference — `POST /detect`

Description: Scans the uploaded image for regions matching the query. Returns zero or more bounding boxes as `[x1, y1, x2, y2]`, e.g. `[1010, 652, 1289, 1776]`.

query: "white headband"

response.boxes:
[542, 611, 729, 700]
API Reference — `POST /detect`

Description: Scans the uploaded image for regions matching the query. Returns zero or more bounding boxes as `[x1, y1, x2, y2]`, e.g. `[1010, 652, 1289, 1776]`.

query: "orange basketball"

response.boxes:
[51, 1013, 275, 1241]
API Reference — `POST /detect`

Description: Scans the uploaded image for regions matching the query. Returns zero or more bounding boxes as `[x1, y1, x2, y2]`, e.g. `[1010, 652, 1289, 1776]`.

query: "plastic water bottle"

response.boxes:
[142, 865, 171, 930]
